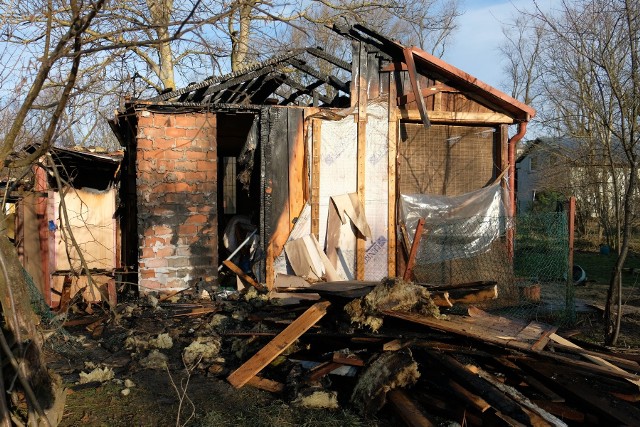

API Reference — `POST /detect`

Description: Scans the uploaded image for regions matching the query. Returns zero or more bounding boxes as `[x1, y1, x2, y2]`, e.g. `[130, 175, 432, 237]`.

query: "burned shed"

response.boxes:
[11, 146, 122, 306]
[110, 24, 535, 294]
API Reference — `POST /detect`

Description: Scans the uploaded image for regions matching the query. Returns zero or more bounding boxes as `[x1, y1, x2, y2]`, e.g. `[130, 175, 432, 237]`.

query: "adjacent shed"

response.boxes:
[110, 23, 535, 293]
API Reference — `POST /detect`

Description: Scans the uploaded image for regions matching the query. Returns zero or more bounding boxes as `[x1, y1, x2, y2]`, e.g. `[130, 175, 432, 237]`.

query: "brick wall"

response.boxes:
[135, 110, 217, 293]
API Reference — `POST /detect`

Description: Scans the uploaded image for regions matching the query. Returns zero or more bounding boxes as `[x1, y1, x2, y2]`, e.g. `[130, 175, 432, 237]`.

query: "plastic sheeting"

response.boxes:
[400, 181, 507, 263]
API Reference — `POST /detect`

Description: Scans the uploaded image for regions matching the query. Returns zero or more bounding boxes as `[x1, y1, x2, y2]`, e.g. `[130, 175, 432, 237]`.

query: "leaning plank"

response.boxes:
[549, 333, 640, 388]
[223, 260, 266, 292]
[227, 301, 330, 388]
[306, 361, 344, 383]
[387, 389, 435, 427]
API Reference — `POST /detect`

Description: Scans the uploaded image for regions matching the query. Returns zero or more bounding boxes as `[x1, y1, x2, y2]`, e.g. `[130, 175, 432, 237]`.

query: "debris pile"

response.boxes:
[52, 278, 640, 426]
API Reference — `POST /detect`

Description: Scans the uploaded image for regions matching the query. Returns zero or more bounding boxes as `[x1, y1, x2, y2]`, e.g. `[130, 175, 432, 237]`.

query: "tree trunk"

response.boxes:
[0, 234, 64, 425]
[147, 0, 175, 90]
[604, 166, 637, 345]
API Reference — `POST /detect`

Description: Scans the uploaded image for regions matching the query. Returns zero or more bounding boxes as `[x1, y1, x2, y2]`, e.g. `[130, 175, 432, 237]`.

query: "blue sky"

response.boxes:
[442, 0, 557, 93]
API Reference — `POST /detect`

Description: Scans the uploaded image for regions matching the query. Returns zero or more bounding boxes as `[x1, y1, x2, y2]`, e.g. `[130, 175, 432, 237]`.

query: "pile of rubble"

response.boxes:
[54, 277, 640, 426]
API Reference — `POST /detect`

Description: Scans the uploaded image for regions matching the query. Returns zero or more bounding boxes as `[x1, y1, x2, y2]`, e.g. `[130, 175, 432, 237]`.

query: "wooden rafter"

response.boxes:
[287, 58, 350, 93]
[306, 47, 351, 71]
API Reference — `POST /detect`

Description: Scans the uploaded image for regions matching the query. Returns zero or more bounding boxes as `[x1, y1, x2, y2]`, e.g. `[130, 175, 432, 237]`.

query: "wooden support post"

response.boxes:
[567, 196, 576, 314]
[388, 71, 398, 276]
[356, 41, 367, 281]
[402, 48, 430, 128]
[311, 119, 321, 239]
[227, 301, 330, 388]
[403, 218, 426, 281]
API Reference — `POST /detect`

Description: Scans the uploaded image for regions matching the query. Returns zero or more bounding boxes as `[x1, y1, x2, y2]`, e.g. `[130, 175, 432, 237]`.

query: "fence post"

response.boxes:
[566, 196, 576, 322]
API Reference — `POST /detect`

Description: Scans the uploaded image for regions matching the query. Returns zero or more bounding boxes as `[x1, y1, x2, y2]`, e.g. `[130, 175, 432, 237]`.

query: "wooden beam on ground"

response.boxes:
[525, 360, 640, 426]
[398, 109, 514, 124]
[549, 333, 640, 388]
[387, 389, 435, 427]
[465, 364, 567, 426]
[447, 378, 491, 413]
[403, 218, 426, 281]
[222, 260, 266, 292]
[227, 301, 330, 388]
[306, 361, 344, 383]
[246, 376, 284, 393]
[333, 352, 365, 367]
[446, 284, 498, 305]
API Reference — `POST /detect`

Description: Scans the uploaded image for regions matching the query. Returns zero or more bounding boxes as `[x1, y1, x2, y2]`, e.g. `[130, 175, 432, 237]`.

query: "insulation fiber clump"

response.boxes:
[345, 277, 442, 331]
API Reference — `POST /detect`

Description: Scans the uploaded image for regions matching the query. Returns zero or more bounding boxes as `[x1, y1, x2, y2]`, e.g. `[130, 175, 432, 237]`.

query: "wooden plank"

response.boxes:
[383, 310, 556, 353]
[549, 333, 640, 388]
[223, 260, 265, 292]
[56, 275, 72, 313]
[525, 360, 640, 426]
[403, 218, 426, 281]
[447, 378, 491, 413]
[496, 357, 565, 403]
[388, 72, 398, 276]
[356, 118, 366, 281]
[387, 389, 435, 427]
[306, 361, 344, 382]
[333, 352, 365, 366]
[246, 376, 284, 393]
[311, 119, 321, 239]
[429, 352, 545, 426]
[228, 301, 330, 388]
[531, 400, 584, 423]
[465, 364, 567, 426]
[402, 47, 430, 127]
[398, 109, 514, 124]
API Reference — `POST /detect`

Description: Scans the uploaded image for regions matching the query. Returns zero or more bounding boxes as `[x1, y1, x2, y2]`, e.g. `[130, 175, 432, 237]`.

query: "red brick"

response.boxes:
[184, 171, 206, 181]
[145, 237, 167, 246]
[178, 224, 197, 235]
[139, 279, 162, 291]
[165, 127, 186, 138]
[174, 115, 197, 128]
[155, 115, 174, 127]
[155, 246, 174, 257]
[186, 214, 208, 225]
[196, 160, 212, 171]
[152, 225, 172, 235]
[140, 269, 155, 279]
[174, 182, 193, 192]
[137, 160, 155, 173]
[137, 115, 154, 127]
[184, 151, 205, 161]
[163, 150, 184, 160]
[143, 257, 169, 268]
[137, 139, 154, 150]
[185, 128, 203, 138]
[141, 127, 164, 138]
[141, 247, 155, 258]
[173, 138, 192, 150]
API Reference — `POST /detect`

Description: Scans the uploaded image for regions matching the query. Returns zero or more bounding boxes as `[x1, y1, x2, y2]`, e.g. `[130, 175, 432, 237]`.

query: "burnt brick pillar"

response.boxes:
[135, 110, 217, 293]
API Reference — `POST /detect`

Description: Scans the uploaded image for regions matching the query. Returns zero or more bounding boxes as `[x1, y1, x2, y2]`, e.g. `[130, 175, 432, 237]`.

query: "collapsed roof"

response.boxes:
[137, 23, 535, 123]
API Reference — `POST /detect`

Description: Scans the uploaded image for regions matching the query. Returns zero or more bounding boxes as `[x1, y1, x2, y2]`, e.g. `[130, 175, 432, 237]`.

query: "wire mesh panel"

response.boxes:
[409, 212, 573, 324]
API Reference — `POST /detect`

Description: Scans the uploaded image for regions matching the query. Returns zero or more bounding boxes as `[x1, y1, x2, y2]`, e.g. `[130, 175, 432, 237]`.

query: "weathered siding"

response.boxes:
[135, 111, 217, 292]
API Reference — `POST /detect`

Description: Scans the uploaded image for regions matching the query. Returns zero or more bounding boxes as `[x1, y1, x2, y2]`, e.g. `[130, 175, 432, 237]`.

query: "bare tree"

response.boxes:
[503, 0, 639, 345]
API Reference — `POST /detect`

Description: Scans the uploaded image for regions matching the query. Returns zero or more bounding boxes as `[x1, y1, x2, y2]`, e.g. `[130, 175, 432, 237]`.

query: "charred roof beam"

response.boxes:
[280, 78, 330, 105]
[287, 58, 350, 93]
[202, 66, 277, 102]
[306, 47, 351, 72]
[281, 76, 333, 104]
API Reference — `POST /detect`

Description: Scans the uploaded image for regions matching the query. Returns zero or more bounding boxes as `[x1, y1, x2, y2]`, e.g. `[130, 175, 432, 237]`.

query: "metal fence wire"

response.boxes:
[411, 212, 574, 325]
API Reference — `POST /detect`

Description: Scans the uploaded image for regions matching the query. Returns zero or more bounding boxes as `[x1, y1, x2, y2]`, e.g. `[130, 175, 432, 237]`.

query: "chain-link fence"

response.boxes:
[411, 211, 574, 325]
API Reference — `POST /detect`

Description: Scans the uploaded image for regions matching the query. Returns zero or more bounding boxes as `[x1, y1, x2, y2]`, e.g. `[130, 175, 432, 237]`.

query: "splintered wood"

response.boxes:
[227, 301, 330, 388]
